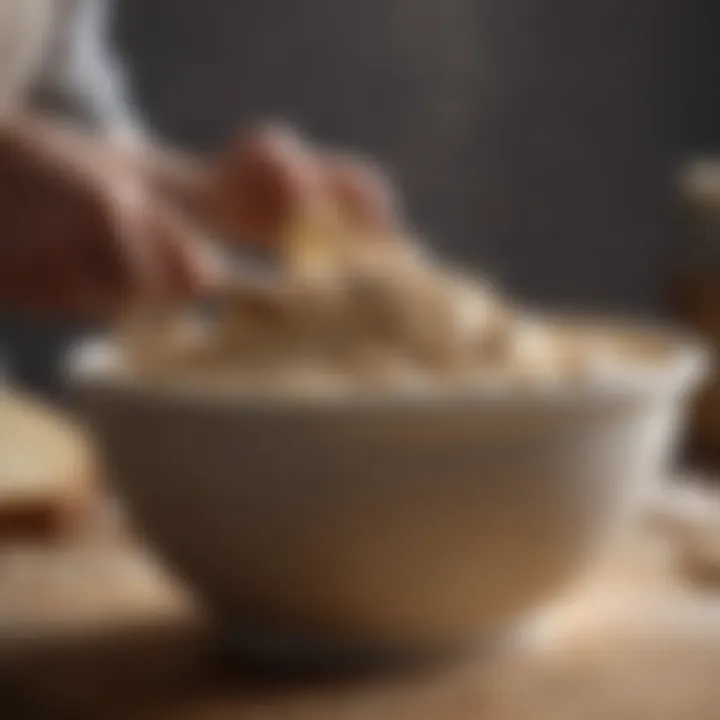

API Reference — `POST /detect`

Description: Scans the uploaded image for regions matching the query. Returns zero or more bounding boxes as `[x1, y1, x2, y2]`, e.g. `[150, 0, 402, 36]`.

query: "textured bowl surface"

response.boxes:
[70, 320, 707, 653]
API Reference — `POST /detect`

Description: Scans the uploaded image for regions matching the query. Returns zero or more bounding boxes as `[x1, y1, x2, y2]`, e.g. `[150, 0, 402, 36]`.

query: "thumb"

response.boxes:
[146, 205, 225, 304]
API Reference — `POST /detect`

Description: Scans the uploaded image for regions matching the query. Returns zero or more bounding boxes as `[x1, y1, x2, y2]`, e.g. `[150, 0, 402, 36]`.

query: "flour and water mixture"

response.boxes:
[119, 134, 660, 396]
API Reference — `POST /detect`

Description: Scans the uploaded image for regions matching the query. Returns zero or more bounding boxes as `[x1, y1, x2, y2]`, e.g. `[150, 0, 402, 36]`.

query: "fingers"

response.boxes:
[320, 153, 400, 235]
[211, 122, 322, 244]
[0, 194, 214, 322]
[143, 204, 220, 305]
[0, 124, 216, 322]
[211, 122, 403, 247]
[88, 178, 215, 316]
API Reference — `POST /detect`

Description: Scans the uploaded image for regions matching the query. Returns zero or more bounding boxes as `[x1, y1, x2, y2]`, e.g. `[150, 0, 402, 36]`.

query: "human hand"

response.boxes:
[208, 123, 402, 246]
[0, 117, 215, 319]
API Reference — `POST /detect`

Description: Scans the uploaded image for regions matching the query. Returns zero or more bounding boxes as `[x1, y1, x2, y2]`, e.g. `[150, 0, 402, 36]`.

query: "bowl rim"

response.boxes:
[66, 316, 710, 413]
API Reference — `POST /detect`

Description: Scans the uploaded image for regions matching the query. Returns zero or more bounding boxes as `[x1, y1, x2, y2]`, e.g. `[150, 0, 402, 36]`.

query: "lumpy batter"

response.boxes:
[119, 133, 636, 397]
[121, 208, 626, 397]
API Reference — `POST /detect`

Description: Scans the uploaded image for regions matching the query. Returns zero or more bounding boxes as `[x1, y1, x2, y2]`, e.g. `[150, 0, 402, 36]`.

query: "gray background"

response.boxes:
[114, 0, 717, 317]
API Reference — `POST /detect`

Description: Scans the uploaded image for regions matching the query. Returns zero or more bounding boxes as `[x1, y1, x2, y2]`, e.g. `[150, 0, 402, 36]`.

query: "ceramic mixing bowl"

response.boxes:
[70, 320, 706, 658]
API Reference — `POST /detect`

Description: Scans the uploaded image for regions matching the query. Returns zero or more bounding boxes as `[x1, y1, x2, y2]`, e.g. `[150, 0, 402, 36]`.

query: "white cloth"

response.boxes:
[0, 0, 54, 111]
[0, 0, 137, 134]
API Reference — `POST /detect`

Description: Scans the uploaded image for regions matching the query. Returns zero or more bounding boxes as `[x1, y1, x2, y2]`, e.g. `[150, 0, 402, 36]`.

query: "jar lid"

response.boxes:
[679, 157, 720, 208]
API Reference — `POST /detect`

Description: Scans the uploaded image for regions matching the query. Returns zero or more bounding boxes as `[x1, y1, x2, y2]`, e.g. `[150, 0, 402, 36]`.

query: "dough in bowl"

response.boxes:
[119, 139, 672, 397]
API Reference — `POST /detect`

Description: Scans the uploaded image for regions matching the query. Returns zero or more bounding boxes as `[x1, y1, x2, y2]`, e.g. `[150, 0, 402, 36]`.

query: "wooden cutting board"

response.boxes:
[2, 486, 720, 720]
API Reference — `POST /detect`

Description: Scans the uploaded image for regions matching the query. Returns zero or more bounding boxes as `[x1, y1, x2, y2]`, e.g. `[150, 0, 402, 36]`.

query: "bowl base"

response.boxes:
[210, 621, 503, 678]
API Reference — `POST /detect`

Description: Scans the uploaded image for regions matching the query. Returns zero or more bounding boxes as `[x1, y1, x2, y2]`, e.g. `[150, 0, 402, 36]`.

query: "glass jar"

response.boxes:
[680, 158, 720, 269]
[676, 157, 720, 466]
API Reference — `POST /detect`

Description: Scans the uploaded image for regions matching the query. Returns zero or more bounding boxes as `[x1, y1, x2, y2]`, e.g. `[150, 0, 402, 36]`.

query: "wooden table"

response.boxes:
[2, 483, 720, 720]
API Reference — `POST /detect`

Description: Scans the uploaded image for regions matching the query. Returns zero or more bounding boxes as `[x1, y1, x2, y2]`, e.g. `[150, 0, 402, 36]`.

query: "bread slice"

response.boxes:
[0, 391, 95, 539]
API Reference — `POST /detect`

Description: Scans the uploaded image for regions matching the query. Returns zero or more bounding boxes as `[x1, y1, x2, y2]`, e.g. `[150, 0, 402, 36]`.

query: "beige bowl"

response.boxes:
[70, 321, 706, 655]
